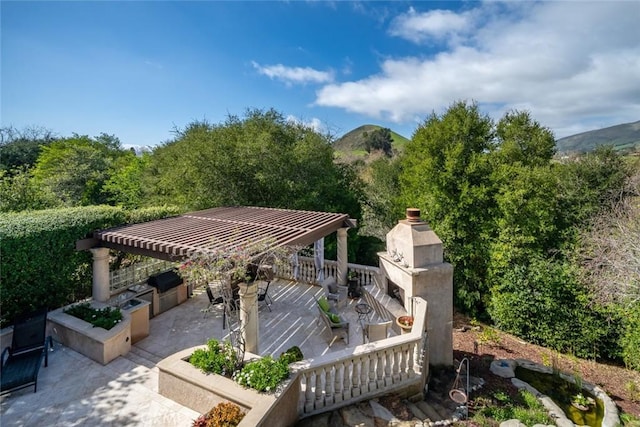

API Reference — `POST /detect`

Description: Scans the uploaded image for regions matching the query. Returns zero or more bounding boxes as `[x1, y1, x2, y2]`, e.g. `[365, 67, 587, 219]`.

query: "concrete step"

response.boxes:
[404, 400, 428, 421]
[127, 345, 162, 367]
[415, 401, 441, 422]
[428, 401, 452, 420]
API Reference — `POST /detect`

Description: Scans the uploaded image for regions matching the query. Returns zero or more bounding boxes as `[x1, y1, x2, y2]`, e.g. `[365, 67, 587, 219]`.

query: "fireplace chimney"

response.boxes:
[406, 208, 421, 222]
[386, 208, 443, 268]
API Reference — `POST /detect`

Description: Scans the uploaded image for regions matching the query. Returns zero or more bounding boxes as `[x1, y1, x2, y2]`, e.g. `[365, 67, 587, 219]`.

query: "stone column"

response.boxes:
[90, 247, 110, 302]
[239, 282, 258, 354]
[336, 227, 348, 286]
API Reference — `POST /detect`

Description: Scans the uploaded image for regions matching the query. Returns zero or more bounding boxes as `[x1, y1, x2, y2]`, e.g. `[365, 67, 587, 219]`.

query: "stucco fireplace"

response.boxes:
[378, 208, 453, 366]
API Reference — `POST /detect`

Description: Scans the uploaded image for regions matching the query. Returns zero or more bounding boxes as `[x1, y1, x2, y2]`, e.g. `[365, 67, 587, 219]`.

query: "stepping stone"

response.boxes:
[370, 400, 399, 424]
[341, 405, 374, 427]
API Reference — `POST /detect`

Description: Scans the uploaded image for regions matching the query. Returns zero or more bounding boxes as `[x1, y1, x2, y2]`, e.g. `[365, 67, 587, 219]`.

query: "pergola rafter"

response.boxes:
[87, 206, 355, 261]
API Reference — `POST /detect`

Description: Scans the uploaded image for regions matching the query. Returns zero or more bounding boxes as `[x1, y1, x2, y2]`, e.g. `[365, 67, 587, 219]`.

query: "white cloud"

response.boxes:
[252, 61, 334, 85]
[316, 2, 640, 138]
[389, 7, 474, 44]
[286, 115, 326, 133]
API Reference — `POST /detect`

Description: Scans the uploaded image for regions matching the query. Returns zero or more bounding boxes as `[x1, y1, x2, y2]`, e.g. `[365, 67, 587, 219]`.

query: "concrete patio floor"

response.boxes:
[1, 280, 383, 426]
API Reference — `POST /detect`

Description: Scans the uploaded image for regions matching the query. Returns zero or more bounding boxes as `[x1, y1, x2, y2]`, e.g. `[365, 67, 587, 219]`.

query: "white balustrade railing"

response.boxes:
[277, 256, 379, 286]
[293, 332, 426, 418]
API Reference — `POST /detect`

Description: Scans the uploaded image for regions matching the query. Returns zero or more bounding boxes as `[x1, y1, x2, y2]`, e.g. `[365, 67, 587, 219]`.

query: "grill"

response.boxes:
[148, 270, 183, 314]
[148, 270, 182, 293]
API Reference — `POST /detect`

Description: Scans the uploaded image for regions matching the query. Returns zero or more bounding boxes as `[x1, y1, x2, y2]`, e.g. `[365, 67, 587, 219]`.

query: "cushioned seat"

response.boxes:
[315, 296, 349, 346]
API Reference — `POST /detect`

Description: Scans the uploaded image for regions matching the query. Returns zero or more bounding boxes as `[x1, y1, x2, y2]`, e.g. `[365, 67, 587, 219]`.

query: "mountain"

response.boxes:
[333, 125, 409, 162]
[556, 120, 640, 154]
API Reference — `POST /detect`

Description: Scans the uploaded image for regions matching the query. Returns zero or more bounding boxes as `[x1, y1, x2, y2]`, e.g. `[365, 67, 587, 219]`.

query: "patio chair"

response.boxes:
[1, 308, 53, 396]
[315, 297, 349, 346]
[320, 276, 347, 309]
[204, 286, 223, 318]
[362, 320, 392, 344]
[257, 280, 272, 311]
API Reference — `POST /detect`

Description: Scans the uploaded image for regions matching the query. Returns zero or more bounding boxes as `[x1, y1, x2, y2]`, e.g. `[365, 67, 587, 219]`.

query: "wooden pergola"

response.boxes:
[80, 206, 355, 301]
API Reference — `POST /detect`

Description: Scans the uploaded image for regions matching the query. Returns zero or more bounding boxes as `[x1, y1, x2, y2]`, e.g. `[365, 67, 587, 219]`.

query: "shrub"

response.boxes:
[192, 401, 245, 427]
[621, 302, 640, 371]
[234, 356, 289, 393]
[489, 256, 618, 359]
[279, 346, 303, 365]
[0, 205, 179, 327]
[189, 339, 238, 377]
[64, 302, 122, 330]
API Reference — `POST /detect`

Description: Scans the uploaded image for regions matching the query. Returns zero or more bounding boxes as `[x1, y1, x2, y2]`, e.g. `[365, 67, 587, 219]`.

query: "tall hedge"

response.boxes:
[0, 205, 179, 327]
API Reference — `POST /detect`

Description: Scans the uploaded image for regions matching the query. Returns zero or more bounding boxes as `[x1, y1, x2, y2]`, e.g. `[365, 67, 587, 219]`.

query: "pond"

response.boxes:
[515, 366, 604, 427]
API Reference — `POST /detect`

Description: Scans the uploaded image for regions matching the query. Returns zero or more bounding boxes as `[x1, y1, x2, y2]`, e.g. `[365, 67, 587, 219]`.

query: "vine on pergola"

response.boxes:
[178, 235, 300, 366]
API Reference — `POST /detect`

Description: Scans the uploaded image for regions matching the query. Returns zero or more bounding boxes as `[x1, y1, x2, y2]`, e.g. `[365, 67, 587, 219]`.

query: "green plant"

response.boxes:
[493, 391, 511, 403]
[234, 355, 289, 393]
[64, 302, 122, 330]
[193, 401, 245, 427]
[625, 380, 640, 403]
[472, 390, 552, 426]
[572, 392, 593, 408]
[189, 339, 238, 377]
[621, 412, 640, 427]
[477, 326, 502, 347]
[279, 346, 303, 365]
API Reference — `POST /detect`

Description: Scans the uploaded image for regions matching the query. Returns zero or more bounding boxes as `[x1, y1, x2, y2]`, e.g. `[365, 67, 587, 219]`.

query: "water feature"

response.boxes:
[515, 366, 604, 427]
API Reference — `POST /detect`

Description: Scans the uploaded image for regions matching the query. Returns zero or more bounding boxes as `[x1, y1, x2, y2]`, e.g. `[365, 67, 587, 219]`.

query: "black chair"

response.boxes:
[204, 286, 224, 317]
[1, 308, 53, 396]
[257, 281, 273, 311]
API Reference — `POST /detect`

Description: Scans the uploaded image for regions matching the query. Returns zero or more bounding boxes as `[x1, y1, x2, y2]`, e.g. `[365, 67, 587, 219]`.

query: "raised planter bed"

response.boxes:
[158, 346, 300, 427]
[48, 301, 131, 365]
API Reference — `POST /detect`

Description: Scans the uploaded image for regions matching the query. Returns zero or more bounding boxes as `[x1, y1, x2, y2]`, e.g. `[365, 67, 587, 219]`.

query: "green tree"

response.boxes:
[0, 167, 60, 212]
[400, 100, 496, 315]
[103, 150, 151, 208]
[32, 133, 127, 206]
[146, 109, 361, 217]
[360, 156, 404, 240]
[0, 126, 56, 172]
[364, 127, 393, 156]
[494, 110, 556, 167]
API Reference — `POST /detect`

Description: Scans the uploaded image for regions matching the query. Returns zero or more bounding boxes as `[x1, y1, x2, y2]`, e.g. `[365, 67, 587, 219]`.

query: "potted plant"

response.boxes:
[396, 315, 414, 333]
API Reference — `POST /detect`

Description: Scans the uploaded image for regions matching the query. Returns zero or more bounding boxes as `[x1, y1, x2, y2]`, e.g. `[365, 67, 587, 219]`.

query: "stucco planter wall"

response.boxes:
[158, 346, 300, 427]
[48, 302, 131, 365]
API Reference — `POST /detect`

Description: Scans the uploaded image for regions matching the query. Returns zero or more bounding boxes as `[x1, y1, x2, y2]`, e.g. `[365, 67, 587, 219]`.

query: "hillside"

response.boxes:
[333, 124, 409, 162]
[556, 120, 640, 154]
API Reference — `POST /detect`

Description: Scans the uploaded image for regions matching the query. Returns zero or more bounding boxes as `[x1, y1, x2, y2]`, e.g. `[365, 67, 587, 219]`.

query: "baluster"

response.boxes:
[352, 357, 362, 397]
[407, 341, 416, 376]
[377, 349, 385, 388]
[304, 372, 315, 414]
[394, 348, 402, 381]
[325, 365, 335, 405]
[334, 361, 345, 403]
[384, 349, 393, 386]
[399, 344, 408, 381]
[343, 360, 353, 400]
[361, 355, 370, 395]
[368, 352, 377, 391]
[315, 368, 325, 409]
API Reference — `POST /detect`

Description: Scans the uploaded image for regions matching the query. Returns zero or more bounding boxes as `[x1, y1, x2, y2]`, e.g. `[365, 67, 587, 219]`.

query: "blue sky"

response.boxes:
[2, 1, 639, 149]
